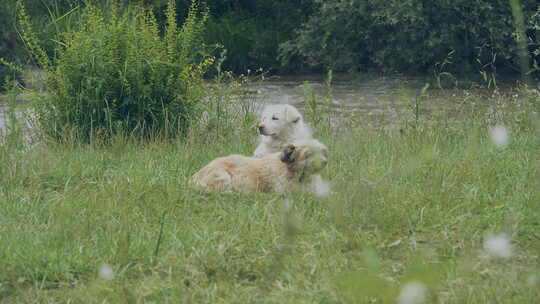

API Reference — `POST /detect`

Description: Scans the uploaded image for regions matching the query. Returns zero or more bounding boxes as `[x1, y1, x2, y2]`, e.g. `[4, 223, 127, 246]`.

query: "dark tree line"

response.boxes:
[281, 0, 539, 76]
[1, 0, 539, 84]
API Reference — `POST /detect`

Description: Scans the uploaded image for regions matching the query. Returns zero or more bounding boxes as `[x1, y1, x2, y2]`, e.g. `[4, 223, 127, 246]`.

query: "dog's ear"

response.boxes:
[281, 144, 296, 164]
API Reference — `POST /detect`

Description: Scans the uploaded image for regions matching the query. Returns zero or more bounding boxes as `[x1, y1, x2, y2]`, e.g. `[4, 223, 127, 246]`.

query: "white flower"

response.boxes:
[397, 282, 427, 304]
[311, 176, 331, 197]
[483, 233, 513, 258]
[99, 264, 115, 280]
[489, 125, 510, 148]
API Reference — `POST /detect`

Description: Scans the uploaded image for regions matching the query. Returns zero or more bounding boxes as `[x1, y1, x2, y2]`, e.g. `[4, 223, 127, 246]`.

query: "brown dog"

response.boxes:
[191, 139, 328, 193]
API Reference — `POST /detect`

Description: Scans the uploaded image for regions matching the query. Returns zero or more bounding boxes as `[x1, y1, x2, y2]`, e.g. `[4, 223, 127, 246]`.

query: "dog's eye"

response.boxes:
[272, 116, 279, 120]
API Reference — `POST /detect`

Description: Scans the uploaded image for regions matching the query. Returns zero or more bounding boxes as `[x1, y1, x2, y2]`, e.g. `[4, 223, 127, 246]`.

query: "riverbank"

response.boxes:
[0, 72, 536, 146]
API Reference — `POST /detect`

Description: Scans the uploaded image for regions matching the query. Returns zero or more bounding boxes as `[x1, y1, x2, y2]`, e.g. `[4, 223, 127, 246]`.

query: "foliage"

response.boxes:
[0, 0, 23, 85]
[280, 0, 540, 75]
[0, 0, 87, 87]
[15, 0, 212, 141]
[205, 12, 283, 74]
[529, 5, 540, 74]
[204, 0, 314, 73]
[3, 0, 538, 77]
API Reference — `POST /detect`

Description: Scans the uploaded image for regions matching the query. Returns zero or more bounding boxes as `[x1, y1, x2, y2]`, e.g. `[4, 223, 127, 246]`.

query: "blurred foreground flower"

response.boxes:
[489, 125, 510, 148]
[311, 176, 331, 197]
[99, 264, 115, 280]
[483, 233, 513, 258]
[397, 282, 427, 304]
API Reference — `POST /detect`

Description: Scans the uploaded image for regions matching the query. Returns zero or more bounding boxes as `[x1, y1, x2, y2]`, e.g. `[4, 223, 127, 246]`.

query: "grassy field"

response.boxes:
[0, 87, 539, 303]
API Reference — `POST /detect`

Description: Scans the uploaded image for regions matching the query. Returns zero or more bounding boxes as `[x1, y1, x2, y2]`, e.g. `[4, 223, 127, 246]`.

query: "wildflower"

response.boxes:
[483, 233, 513, 258]
[99, 264, 114, 280]
[489, 125, 509, 148]
[218, 243, 225, 252]
[397, 282, 427, 304]
[311, 176, 331, 197]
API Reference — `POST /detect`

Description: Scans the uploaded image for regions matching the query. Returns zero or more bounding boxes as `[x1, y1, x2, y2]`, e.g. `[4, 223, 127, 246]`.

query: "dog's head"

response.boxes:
[280, 139, 328, 179]
[257, 104, 303, 138]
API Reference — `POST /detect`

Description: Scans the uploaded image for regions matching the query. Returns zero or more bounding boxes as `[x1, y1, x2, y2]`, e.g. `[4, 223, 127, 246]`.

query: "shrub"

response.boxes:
[17, 0, 212, 141]
[0, 0, 23, 86]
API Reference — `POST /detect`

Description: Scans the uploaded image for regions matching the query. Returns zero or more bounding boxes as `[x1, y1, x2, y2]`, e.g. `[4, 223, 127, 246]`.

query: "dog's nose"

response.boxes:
[258, 124, 265, 133]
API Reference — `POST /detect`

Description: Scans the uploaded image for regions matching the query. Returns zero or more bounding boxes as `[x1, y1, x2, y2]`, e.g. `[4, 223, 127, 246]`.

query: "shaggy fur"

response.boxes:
[192, 139, 328, 193]
[254, 104, 312, 158]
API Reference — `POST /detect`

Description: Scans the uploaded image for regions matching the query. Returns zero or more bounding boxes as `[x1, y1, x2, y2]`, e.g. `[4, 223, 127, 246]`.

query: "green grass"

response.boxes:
[1, 90, 540, 303]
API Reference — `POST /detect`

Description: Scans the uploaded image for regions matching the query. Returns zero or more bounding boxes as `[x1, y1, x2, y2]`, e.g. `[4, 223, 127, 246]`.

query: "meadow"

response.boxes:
[0, 83, 539, 303]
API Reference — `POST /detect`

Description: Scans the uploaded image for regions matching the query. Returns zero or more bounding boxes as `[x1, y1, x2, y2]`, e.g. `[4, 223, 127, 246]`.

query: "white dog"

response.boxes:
[191, 139, 328, 193]
[253, 104, 312, 158]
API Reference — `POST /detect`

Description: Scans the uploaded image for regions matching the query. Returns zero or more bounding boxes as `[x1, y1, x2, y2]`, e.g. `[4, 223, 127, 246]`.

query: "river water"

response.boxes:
[251, 73, 415, 107]
[0, 73, 527, 136]
[243, 73, 503, 126]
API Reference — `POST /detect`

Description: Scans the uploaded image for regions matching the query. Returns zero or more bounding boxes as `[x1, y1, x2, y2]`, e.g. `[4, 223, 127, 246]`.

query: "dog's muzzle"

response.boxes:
[258, 125, 276, 136]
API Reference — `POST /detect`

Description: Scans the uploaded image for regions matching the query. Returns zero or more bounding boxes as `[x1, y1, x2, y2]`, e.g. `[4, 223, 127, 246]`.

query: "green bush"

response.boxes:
[0, 0, 23, 86]
[17, 0, 212, 141]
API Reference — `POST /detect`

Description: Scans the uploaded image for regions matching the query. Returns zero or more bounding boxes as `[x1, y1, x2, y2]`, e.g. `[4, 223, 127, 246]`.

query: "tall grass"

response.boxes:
[0, 84, 539, 302]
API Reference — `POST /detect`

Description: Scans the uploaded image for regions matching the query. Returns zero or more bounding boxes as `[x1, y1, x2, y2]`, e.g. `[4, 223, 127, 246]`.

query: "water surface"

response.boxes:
[0, 73, 525, 135]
